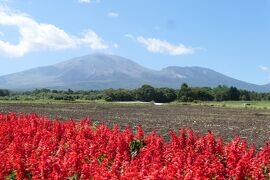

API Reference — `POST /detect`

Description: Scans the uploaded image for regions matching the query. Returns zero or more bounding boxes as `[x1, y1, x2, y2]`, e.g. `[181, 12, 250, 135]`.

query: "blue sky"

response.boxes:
[0, 0, 270, 85]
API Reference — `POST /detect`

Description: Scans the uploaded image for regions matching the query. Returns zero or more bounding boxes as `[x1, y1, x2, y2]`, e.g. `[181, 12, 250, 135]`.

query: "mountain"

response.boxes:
[0, 54, 269, 92]
[159, 66, 269, 92]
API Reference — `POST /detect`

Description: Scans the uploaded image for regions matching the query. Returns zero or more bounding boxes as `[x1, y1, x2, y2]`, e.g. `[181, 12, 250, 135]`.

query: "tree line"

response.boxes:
[0, 83, 270, 102]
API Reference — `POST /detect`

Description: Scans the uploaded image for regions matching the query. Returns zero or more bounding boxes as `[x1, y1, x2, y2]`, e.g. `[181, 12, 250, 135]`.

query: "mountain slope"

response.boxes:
[0, 54, 158, 90]
[160, 66, 267, 92]
[0, 54, 268, 91]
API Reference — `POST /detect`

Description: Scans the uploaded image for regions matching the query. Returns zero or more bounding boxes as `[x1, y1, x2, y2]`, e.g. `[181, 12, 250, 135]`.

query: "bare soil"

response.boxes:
[1, 102, 270, 147]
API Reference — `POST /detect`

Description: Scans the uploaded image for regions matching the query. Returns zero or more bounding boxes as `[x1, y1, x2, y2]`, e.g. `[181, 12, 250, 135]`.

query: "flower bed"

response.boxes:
[0, 113, 269, 179]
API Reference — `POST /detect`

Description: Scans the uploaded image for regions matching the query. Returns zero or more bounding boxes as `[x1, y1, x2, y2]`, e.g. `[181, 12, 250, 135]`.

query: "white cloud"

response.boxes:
[79, 30, 108, 49]
[124, 34, 134, 39]
[259, 65, 269, 71]
[0, 5, 111, 57]
[108, 12, 119, 18]
[0, 31, 4, 36]
[112, 43, 119, 48]
[78, 0, 100, 4]
[78, 0, 90, 3]
[137, 36, 194, 55]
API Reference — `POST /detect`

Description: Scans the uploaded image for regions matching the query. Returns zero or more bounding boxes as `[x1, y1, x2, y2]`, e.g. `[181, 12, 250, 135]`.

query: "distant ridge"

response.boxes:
[0, 53, 269, 92]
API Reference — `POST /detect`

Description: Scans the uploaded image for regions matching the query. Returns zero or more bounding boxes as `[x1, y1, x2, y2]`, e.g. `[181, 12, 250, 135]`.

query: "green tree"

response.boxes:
[135, 84, 156, 102]
[177, 83, 193, 102]
[0, 89, 10, 96]
[212, 85, 230, 101]
[154, 88, 177, 103]
[104, 89, 134, 101]
[190, 87, 214, 101]
[228, 87, 240, 100]
[239, 90, 251, 101]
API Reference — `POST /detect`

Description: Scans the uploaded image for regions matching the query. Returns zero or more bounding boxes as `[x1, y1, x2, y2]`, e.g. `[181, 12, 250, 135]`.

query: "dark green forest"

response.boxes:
[0, 83, 269, 103]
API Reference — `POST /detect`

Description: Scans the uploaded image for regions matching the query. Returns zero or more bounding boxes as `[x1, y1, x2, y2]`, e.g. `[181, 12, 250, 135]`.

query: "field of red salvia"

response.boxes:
[0, 113, 270, 179]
